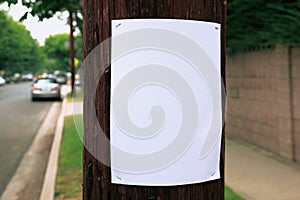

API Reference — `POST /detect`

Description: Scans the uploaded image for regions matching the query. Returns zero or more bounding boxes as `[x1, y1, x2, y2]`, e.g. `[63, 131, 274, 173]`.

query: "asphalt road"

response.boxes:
[0, 82, 52, 195]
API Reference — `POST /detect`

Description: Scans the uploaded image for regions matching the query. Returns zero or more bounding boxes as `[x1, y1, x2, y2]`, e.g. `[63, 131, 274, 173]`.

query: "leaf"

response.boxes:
[19, 12, 28, 21]
[227, 0, 300, 49]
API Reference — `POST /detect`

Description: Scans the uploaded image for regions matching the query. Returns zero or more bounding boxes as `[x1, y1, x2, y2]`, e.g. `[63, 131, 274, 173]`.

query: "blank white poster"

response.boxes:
[110, 19, 222, 186]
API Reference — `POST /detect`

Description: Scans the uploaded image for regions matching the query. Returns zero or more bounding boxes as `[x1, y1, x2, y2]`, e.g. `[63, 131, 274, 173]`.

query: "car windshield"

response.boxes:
[56, 74, 66, 77]
[35, 79, 57, 84]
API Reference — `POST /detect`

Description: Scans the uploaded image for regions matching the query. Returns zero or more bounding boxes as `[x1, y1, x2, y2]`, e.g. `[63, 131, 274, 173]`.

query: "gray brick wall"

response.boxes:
[226, 46, 300, 162]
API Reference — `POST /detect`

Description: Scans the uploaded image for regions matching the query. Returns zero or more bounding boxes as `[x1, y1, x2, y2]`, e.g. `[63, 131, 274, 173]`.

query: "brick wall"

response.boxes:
[226, 46, 300, 162]
[292, 48, 300, 161]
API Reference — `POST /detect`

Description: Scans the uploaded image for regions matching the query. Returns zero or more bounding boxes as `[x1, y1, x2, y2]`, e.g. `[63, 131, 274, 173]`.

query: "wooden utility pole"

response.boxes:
[82, 0, 226, 199]
[69, 10, 75, 93]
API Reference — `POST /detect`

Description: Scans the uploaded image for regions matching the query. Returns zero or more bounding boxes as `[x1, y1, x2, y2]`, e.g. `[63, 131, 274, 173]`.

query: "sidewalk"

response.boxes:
[40, 96, 83, 200]
[225, 137, 300, 200]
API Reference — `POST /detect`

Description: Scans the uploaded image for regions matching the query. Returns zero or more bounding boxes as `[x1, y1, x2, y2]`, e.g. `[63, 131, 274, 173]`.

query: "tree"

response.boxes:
[20, 0, 82, 31]
[227, 0, 300, 50]
[43, 33, 82, 73]
[19, 0, 82, 91]
[0, 0, 17, 6]
[0, 10, 45, 74]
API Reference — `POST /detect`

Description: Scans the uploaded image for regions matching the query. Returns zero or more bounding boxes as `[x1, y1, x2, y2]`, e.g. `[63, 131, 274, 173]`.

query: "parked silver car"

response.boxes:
[31, 78, 61, 101]
[22, 72, 33, 81]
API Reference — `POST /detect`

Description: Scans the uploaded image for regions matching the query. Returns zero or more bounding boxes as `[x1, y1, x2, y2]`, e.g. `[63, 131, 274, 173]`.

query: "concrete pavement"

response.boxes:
[226, 137, 300, 200]
[0, 82, 52, 195]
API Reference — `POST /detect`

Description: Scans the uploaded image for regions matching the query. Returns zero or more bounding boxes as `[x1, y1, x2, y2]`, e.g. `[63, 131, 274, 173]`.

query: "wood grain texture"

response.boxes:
[83, 0, 226, 199]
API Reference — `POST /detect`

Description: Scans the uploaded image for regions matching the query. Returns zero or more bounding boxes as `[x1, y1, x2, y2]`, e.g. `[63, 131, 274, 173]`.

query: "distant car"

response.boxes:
[31, 78, 61, 101]
[48, 74, 55, 79]
[55, 73, 68, 84]
[2, 74, 12, 83]
[22, 73, 33, 81]
[42, 73, 49, 78]
[12, 73, 21, 82]
[0, 76, 6, 86]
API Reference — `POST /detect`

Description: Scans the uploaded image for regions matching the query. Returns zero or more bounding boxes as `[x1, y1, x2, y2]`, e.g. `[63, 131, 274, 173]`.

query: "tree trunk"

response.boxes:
[69, 10, 75, 94]
[82, 0, 226, 199]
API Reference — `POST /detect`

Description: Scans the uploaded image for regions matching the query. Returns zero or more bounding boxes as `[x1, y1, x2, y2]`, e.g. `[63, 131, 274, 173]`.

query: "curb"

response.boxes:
[39, 98, 67, 200]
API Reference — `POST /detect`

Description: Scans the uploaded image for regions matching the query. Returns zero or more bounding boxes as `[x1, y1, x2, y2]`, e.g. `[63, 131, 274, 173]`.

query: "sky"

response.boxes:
[0, 1, 69, 45]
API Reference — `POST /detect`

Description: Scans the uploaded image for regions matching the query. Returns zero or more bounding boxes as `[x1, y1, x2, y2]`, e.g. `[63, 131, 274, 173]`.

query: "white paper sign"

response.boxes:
[110, 19, 222, 186]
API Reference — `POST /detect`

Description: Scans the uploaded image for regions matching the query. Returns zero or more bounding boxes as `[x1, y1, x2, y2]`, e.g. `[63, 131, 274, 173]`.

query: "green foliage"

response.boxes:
[227, 0, 300, 50]
[21, 0, 80, 19]
[0, 10, 46, 73]
[20, 0, 82, 32]
[43, 33, 82, 73]
[43, 34, 69, 72]
[0, 0, 17, 6]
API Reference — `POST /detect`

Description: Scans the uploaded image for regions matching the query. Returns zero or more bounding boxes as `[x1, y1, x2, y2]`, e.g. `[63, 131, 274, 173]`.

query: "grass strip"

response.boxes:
[225, 185, 244, 200]
[55, 115, 82, 200]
